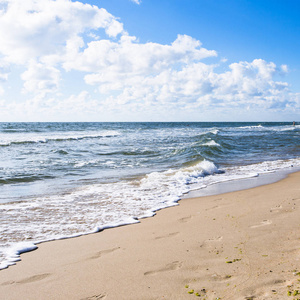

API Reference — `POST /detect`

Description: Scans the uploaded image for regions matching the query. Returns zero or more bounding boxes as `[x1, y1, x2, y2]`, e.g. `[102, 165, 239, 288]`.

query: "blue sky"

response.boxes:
[0, 0, 299, 121]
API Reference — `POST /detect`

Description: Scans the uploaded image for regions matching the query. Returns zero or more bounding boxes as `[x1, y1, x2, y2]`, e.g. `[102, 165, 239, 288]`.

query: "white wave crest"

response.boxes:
[238, 125, 263, 129]
[202, 140, 221, 147]
[210, 129, 219, 135]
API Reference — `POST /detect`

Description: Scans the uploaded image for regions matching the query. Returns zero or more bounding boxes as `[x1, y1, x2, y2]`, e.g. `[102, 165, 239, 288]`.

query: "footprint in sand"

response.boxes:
[207, 236, 223, 242]
[178, 216, 192, 223]
[270, 205, 282, 213]
[17, 273, 51, 284]
[200, 236, 223, 248]
[81, 294, 107, 300]
[1, 273, 51, 285]
[89, 247, 120, 260]
[1, 280, 15, 286]
[211, 273, 234, 282]
[144, 261, 182, 276]
[154, 232, 179, 240]
[250, 220, 272, 228]
[205, 202, 232, 211]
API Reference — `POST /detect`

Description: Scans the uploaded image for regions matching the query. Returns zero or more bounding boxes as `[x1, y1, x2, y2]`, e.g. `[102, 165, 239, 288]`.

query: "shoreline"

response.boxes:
[1, 171, 300, 299]
[185, 165, 300, 198]
[1, 166, 299, 271]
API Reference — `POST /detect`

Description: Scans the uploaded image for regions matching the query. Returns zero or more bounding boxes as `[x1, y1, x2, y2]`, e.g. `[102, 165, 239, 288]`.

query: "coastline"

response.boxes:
[0, 171, 300, 299]
[185, 165, 300, 198]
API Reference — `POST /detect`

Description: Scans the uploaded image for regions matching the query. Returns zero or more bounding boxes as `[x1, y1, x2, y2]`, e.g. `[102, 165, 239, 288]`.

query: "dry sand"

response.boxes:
[0, 172, 300, 300]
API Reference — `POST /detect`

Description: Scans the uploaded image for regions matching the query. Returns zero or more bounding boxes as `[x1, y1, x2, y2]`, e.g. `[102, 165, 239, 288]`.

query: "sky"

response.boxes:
[0, 0, 299, 122]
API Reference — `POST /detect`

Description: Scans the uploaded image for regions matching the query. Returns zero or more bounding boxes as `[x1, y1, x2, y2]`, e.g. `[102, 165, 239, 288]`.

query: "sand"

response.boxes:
[0, 172, 299, 300]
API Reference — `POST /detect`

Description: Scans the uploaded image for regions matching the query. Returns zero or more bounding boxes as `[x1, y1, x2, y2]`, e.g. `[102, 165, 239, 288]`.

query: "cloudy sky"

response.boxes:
[0, 0, 299, 122]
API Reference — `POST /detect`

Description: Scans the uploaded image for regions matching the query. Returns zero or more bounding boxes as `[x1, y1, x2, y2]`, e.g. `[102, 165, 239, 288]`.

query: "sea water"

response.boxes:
[0, 122, 299, 269]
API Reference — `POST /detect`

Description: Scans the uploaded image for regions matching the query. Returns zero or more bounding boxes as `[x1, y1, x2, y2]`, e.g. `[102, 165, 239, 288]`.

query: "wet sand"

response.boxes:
[0, 172, 299, 299]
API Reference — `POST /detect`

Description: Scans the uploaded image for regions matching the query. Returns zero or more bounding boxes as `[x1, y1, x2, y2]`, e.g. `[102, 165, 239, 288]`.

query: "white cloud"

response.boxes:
[0, 0, 123, 63]
[84, 57, 295, 114]
[64, 34, 216, 75]
[0, 0, 124, 96]
[0, 0, 298, 121]
[280, 64, 288, 73]
[21, 60, 60, 95]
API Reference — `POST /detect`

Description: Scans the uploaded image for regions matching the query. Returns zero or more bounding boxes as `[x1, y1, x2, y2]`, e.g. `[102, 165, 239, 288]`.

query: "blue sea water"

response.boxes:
[0, 122, 299, 269]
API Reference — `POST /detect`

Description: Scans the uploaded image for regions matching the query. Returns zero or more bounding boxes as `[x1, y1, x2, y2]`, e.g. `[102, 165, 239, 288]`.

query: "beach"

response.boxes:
[0, 171, 299, 299]
[0, 0, 299, 297]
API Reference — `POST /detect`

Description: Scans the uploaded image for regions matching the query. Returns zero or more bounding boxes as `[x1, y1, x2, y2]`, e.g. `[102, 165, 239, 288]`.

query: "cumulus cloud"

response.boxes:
[0, 0, 298, 121]
[83, 55, 294, 113]
[21, 60, 60, 95]
[0, 0, 124, 63]
[0, 0, 124, 96]
[64, 34, 216, 74]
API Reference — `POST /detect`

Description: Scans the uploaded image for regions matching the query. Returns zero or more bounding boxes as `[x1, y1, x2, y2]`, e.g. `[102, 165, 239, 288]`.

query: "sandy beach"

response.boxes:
[0, 172, 299, 300]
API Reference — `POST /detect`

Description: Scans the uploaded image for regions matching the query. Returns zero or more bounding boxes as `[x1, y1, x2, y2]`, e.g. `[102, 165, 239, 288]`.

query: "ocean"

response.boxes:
[0, 122, 299, 269]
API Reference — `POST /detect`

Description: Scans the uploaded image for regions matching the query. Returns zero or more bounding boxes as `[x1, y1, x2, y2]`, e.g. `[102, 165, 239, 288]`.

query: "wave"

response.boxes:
[0, 130, 120, 147]
[210, 129, 219, 135]
[52, 149, 69, 155]
[0, 175, 55, 185]
[191, 128, 219, 140]
[237, 124, 299, 132]
[225, 158, 300, 175]
[96, 150, 159, 157]
[277, 125, 300, 132]
[1, 129, 28, 133]
[238, 125, 264, 129]
[201, 140, 221, 147]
